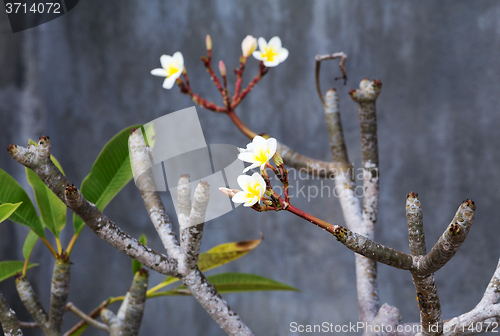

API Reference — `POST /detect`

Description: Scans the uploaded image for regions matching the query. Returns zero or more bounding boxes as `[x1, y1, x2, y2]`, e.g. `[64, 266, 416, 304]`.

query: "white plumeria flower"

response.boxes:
[241, 35, 257, 57]
[150, 52, 184, 90]
[252, 36, 289, 67]
[232, 173, 266, 207]
[238, 135, 277, 173]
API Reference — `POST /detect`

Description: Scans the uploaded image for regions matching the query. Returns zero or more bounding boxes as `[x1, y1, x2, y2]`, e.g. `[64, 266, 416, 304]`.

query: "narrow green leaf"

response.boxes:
[25, 140, 67, 238]
[197, 236, 263, 272]
[132, 234, 147, 274]
[0, 260, 38, 283]
[147, 272, 299, 298]
[0, 202, 22, 223]
[22, 230, 39, 260]
[148, 235, 264, 294]
[0, 168, 44, 237]
[73, 125, 141, 234]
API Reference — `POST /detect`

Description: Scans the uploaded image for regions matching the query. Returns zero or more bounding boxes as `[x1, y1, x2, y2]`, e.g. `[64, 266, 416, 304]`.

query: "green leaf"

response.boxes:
[26, 139, 67, 238]
[142, 123, 156, 149]
[148, 235, 263, 294]
[132, 234, 147, 274]
[0, 168, 44, 237]
[0, 260, 38, 282]
[22, 230, 38, 260]
[197, 236, 263, 272]
[73, 125, 141, 234]
[148, 272, 299, 298]
[0, 202, 22, 223]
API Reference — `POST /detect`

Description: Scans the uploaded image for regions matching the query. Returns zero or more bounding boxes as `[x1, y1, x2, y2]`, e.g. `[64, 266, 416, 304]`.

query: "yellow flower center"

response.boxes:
[262, 46, 278, 62]
[247, 183, 263, 199]
[166, 63, 180, 77]
[255, 148, 269, 165]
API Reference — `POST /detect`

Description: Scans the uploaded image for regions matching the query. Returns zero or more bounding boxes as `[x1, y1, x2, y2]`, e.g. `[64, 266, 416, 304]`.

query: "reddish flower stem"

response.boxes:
[201, 56, 225, 97]
[227, 110, 257, 138]
[177, 79, 227, 113]
[232, 62, 268, 109]
[232, 57, 247, 102]
[286, 204, 336, 233]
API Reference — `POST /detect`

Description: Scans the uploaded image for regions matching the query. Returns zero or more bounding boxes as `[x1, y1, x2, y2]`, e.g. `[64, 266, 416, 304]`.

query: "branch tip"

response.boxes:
[7, 144, 16, 153]
[407, 191, 418, 199]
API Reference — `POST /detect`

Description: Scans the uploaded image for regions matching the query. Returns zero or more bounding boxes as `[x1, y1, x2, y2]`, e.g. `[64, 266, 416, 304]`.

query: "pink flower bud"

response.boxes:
[241, 35, 257, 57]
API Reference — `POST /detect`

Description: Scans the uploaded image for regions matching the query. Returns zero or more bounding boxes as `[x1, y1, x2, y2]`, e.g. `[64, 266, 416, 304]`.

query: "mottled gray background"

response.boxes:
[1, 1, 500, 335]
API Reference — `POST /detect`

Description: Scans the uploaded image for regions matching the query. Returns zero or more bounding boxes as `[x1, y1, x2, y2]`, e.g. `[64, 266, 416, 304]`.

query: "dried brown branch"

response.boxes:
[315, 52, 347, 105]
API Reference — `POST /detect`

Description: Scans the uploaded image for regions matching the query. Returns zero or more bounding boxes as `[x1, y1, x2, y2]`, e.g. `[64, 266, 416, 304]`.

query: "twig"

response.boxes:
[65, 303, 109, 332]
[63, 299, 109, 336]
[18, 322, 38, 329]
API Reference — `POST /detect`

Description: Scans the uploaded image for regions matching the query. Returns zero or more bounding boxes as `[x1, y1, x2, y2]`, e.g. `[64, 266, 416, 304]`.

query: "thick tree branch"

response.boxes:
[182, 268, 254, 336]
[406, 192, 442, 336]
[180, 180, 208, 274]
[8, 138, 179, 277]
[0, 290, 23, 336]
[122, 269, 149, 336]
[49, 255, 71, 332]
[15, 276, 59, 336]
[128, 135, 253, 335]
[406, 193, 426, 257]
[416, 200, 476, 275]
[128, 129, 181, 260]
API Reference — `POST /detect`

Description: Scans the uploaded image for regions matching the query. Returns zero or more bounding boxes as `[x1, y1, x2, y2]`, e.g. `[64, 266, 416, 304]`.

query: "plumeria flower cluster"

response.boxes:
[150, 35, 288, 91]
[220, 135, 290, 209]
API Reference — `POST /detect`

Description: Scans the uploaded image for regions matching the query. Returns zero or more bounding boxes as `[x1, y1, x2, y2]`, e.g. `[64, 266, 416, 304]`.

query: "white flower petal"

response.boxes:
[242, 162, 260, 173]
[268, 36, 282, 50]
[238, 152, 259, 163]
[232, 191, 250, 204]
[160, 55, 173, 69]
[263, 59, 280, 67]
[252, 135, 267, 148]
[237, 174, 253, 191]
[251, 173, 266, 190]
[257, 37, 267, 52]
[278, 48, 289, 63]
[244, 196, 259, 207]
[151, 68, 168, 77]
[172, 51, 184, 67]
[252, 51, 264, 61]
[163, 75, 177, 89]
[267, 138, 277, 157]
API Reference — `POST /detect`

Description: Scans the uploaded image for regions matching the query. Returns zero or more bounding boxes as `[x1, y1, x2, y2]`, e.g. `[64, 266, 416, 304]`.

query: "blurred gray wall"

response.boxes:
[1, 1, 500, 335]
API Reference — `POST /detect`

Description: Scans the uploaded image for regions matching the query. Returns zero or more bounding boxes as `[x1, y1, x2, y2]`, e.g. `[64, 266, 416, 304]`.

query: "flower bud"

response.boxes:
[205, 34, 212, 51]
[272, 151, 283, 167]
[241, 35, 257, 58]
[218, 60, 227, 77]
[219, 187, 239, 198]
